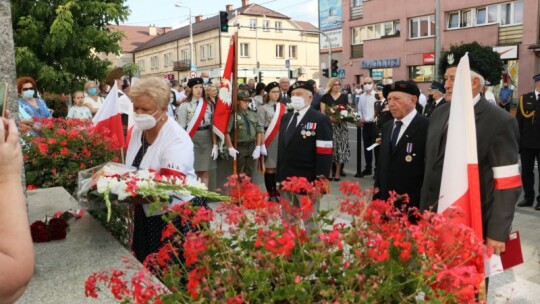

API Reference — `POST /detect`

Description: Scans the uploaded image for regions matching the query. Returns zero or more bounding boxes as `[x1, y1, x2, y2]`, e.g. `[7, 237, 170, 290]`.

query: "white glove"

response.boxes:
[260, 144, 267, 156]
[252, 146, 261, 159]
[228, 147, 239, 160]
[211, 144, 219, 160]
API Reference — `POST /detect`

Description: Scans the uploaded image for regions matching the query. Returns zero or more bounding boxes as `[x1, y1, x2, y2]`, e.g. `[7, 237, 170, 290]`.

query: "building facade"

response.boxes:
[133, 0, 320, 84]
[335, 0, 539, 97]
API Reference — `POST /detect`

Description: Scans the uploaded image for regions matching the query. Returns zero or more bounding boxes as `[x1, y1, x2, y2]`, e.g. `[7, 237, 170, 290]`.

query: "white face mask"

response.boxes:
[133, 110, 164, 130]
[364, 83, 373, 90]
[290, 96, 306, 111]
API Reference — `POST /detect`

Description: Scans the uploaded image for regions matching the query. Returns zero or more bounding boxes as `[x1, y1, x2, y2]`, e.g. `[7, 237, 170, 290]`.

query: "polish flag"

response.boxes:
[213, 35, 235, 141]
[438, 53, 484, 271]
[92, 81, 125, 149]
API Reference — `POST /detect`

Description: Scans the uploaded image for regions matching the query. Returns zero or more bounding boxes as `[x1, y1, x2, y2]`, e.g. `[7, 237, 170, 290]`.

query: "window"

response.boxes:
[514, 0, 523, 24]
[352, 27, 362, 45]
[163, 53, 173, 67]
[409, 65, 435, 82]
[207, 44, 214, 59]
[454, 2, 523, 29]
[476, 8, 486, 25]
[200, 45, 206, 60]
[262, 20, 270, 31]
[150, 56, 159, 70]
[352, 0, 362, 6]
[249, 19, 256, 30]
[409, 15, 435, 39]
[275, 21, 282, 32]
[138, 59, 145, 71]
[180, 50, 189, 61]
[240, 43, 249, 57]
[501, 3, 511, 25]
[448, 12, 459, 28]
[289, 45, 297, 59]
[487, 5, 498, 23]
[276, 44, 284, 58]
[461, 10, 472, 27]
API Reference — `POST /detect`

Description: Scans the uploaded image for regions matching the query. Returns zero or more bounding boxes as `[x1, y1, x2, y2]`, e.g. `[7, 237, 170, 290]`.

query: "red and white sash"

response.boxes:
[186, 98, 209, 138]
[264, 102, 286, 147]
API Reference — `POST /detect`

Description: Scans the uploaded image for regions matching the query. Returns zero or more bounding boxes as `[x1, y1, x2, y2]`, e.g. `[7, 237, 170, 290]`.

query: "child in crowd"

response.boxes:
[67, 91, 92, 121]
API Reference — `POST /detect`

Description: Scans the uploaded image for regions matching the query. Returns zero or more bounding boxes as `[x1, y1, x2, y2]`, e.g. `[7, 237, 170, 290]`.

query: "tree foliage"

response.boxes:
[11, 0, 130, 94]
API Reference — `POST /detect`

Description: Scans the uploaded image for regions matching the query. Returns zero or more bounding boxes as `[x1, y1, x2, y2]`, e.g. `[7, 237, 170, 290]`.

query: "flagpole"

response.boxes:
[232, 30, 239, 175]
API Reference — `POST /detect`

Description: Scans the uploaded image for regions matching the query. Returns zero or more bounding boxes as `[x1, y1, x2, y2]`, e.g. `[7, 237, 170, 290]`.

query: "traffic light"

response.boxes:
[331, 59, 338, 77]
[219, 11, 229, 32]
[322, 68, 329, 78]
[258, 71, 263, 81]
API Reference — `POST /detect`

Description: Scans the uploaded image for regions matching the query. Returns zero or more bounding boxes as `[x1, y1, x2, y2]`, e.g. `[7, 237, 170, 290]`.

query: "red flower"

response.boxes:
[191, 207, 213, 227]
[187, 267, 207, 299]
[38, 143, 48, 155]
[26, 184, 36, 190]
[48, 217, 68, 240]
[47, 138, 57, 145]
[60, 147, 70, 156]
[30, 220, 51, 242]
[183, 231, 207, 266]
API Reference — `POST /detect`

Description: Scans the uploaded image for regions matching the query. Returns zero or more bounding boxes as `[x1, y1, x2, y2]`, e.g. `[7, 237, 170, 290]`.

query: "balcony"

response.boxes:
[498, 25, 522, 45]
[173, 60, 191, 71]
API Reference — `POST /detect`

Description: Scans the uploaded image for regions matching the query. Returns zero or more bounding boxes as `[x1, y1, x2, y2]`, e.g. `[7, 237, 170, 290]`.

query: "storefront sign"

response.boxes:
[320, 29, 343, 49]
[362, 58, 400, 69]
[423, 52, 435, 64]
[493, 45, 518, 60]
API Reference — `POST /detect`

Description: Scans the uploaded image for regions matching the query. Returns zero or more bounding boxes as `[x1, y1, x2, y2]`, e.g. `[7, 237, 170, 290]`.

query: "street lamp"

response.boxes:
[175, 3, 194, 71]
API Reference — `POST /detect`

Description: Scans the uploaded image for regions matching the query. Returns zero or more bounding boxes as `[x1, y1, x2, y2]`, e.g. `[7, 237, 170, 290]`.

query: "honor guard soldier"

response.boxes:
[373, 83, 393, 170]
[516, 73, 540, 210]
[225, 91, 264, 177]
[422, 81, 446, 118]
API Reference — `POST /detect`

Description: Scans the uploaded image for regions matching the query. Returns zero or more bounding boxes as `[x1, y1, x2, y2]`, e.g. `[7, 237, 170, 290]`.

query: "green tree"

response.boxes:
[11, 0, 130, 94]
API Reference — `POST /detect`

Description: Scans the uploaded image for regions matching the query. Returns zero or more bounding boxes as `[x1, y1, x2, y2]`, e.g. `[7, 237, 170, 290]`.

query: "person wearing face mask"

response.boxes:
[356, 77, 377, 178]
[422, 81, 446, 118]
[200, 72, 211, 86]
[373, 83, 392, 170]
[176, 78, 217, 187]
[225, 91, 264, 177]
[125, 77, 202, 264]
[83, 80, 104, 116]
[17, 76, 52, 132]
[498, 81, 513, 112]
[320, 78, 350, 181]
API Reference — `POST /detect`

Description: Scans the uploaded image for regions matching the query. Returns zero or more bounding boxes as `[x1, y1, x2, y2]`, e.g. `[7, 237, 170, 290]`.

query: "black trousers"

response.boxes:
[356, 126, 363, 173]
[362, 123, 376, 170]
[520, 147, 540, 203]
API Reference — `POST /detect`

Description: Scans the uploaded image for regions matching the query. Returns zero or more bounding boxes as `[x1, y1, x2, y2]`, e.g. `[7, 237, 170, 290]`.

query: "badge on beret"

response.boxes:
[447, 53, 455, 65]
[237, 115, 242, 120]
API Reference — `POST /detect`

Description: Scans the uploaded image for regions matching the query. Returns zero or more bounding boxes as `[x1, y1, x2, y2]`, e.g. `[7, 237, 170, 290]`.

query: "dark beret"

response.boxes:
[187, 77, 204, 88]
[255, 82, 266, 94]
[533, 73, 540, 82]
[238, 91, 251, 100]
[383, 81, 420, 99]
[238, 83, 249, 90]
[264, 81, 280, 93]
[428, 81, 446, 94]
[287, 81, 314, 96]
[105, 67, 124, 87]
[439, 42, 504, 85]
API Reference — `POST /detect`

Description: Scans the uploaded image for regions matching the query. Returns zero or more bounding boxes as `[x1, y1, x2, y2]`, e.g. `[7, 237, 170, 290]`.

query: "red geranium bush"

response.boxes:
[85, 176, 488, 303]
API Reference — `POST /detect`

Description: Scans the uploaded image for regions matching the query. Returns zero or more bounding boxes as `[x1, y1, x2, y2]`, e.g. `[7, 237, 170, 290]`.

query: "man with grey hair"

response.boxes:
[420, 42, 521, 258]
[278, 76, 291, 103]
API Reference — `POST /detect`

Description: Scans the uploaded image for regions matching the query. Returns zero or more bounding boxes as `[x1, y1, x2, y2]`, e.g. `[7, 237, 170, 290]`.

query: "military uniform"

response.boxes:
[227, 108, 262, 177]
[516, 88, 540, 208]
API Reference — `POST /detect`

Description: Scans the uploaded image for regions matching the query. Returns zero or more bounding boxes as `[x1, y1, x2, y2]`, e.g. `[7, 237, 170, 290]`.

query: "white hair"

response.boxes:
[470, 70, 485, 89]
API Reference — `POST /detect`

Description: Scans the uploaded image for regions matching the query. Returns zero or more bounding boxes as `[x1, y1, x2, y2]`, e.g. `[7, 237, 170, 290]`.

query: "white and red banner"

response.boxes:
[214, 35, 235, 141]
[185, 99, 208, 138]
[264, 102, 286, 147]
[92, 81, 126, 149]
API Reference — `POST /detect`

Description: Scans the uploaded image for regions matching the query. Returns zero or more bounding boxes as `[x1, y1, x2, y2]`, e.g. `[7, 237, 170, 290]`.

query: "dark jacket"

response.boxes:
[516, 92, 540, 149]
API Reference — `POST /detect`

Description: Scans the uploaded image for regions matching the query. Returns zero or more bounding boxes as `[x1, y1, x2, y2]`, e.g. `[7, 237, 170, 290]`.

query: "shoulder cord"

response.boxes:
[519, 95, 535, 119]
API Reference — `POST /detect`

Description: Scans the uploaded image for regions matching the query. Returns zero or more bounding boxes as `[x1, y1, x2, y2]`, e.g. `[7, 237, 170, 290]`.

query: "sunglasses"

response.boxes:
[22, 87, 35, 91]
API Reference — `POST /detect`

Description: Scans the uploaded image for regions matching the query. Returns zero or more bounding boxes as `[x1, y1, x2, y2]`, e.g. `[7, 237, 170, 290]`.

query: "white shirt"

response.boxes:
[392, 109, 417, 143]
[419, 93, 427, 108]
[473, 93, 481, 106]
[287, 105, 310, 129]
[484, 90, 496, 104]
[434, 97, 444, 107]
[358, 91, 376, 122]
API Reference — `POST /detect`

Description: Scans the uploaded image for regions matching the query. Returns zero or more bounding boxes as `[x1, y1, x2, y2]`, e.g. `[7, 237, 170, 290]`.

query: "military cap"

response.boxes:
[187, 77, 204, 88]
[427, 81, 446, 94]
[264, 81, 280, 93]
[439, 42, 504, 85]
[533, 73, 540, 82]
[238, 83, 250, 90]
[287, 81, 314, 96]
[238, 91, 251, 100]
[375, 83, 385, 91]
[383, 81, 420, 98]
[105, 67, 124, 86]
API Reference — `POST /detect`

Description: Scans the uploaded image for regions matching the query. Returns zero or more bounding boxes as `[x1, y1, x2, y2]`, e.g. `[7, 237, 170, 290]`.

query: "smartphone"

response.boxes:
[0, 82, 8, 118]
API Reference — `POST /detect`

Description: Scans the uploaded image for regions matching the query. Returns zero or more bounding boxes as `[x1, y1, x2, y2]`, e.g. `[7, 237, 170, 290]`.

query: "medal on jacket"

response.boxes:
[405, 143, 413, 162]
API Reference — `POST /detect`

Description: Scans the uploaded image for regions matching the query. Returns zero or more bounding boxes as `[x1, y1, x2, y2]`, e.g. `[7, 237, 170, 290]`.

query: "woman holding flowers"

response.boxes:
[126, 77, 204, 264]
[320, 77, 351, 181]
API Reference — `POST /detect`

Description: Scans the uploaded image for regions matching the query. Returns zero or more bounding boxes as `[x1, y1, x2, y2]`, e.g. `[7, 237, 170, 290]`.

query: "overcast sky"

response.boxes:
[124, 0, 319, 28]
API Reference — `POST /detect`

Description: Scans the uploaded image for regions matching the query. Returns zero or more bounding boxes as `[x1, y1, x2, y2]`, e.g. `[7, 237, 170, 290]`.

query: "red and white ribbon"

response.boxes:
[264, 102, 286, 147]
[186, 98, 209, 138]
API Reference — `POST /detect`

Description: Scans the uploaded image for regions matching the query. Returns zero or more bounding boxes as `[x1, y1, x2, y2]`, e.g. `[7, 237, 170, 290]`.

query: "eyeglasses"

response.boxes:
[22, 87, 34, 91]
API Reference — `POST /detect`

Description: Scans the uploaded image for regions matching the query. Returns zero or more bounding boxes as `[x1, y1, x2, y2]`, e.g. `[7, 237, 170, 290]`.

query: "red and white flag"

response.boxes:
[213, 35, 235, 141]
[92, 81, 125, 149]
[438, 53, 483, 239]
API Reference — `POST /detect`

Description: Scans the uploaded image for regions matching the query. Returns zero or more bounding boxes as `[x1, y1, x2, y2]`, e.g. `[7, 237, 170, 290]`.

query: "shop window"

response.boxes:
[409, 65, 435, 82]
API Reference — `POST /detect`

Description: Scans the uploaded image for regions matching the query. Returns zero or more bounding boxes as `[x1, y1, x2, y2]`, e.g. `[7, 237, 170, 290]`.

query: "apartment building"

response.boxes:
[133, 0, 320, 84]
[334, 0, 539, 96]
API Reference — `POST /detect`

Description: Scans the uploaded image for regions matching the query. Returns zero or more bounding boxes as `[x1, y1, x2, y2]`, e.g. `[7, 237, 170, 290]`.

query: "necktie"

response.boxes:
[285, 112, 299, 143]
[390, 120, 403, 151]
[242, 112, 251, 135]
[282, 92, 287, 100]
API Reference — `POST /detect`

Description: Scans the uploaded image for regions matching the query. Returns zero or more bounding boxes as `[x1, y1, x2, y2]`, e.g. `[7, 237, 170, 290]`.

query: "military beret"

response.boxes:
[383, 81, 420, 99]
[238, 91, 251, 100]
[533, 73, 540, 82]
[187, 77, 204, 88]
[287, 81, 314, 96]
[428, 81, 446, 94]
[238, 83, 250, 90]
[105, 67, 124, 87]
[439, 42, 504, 85]
[255, 82, 266, 94]
[264, 81, 280, 93]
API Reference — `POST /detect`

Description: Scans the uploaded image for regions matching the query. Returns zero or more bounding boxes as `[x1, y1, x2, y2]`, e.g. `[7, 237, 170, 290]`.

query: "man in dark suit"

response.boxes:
[307, 79, 322, 112]
[374, 81, 428, 214]
[420, 42, 521, 256]
[278, 77, 291, 104]
[422, 81, 446, 118]
[515, 73, 540, 210]
[277, 81, 333, 183]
